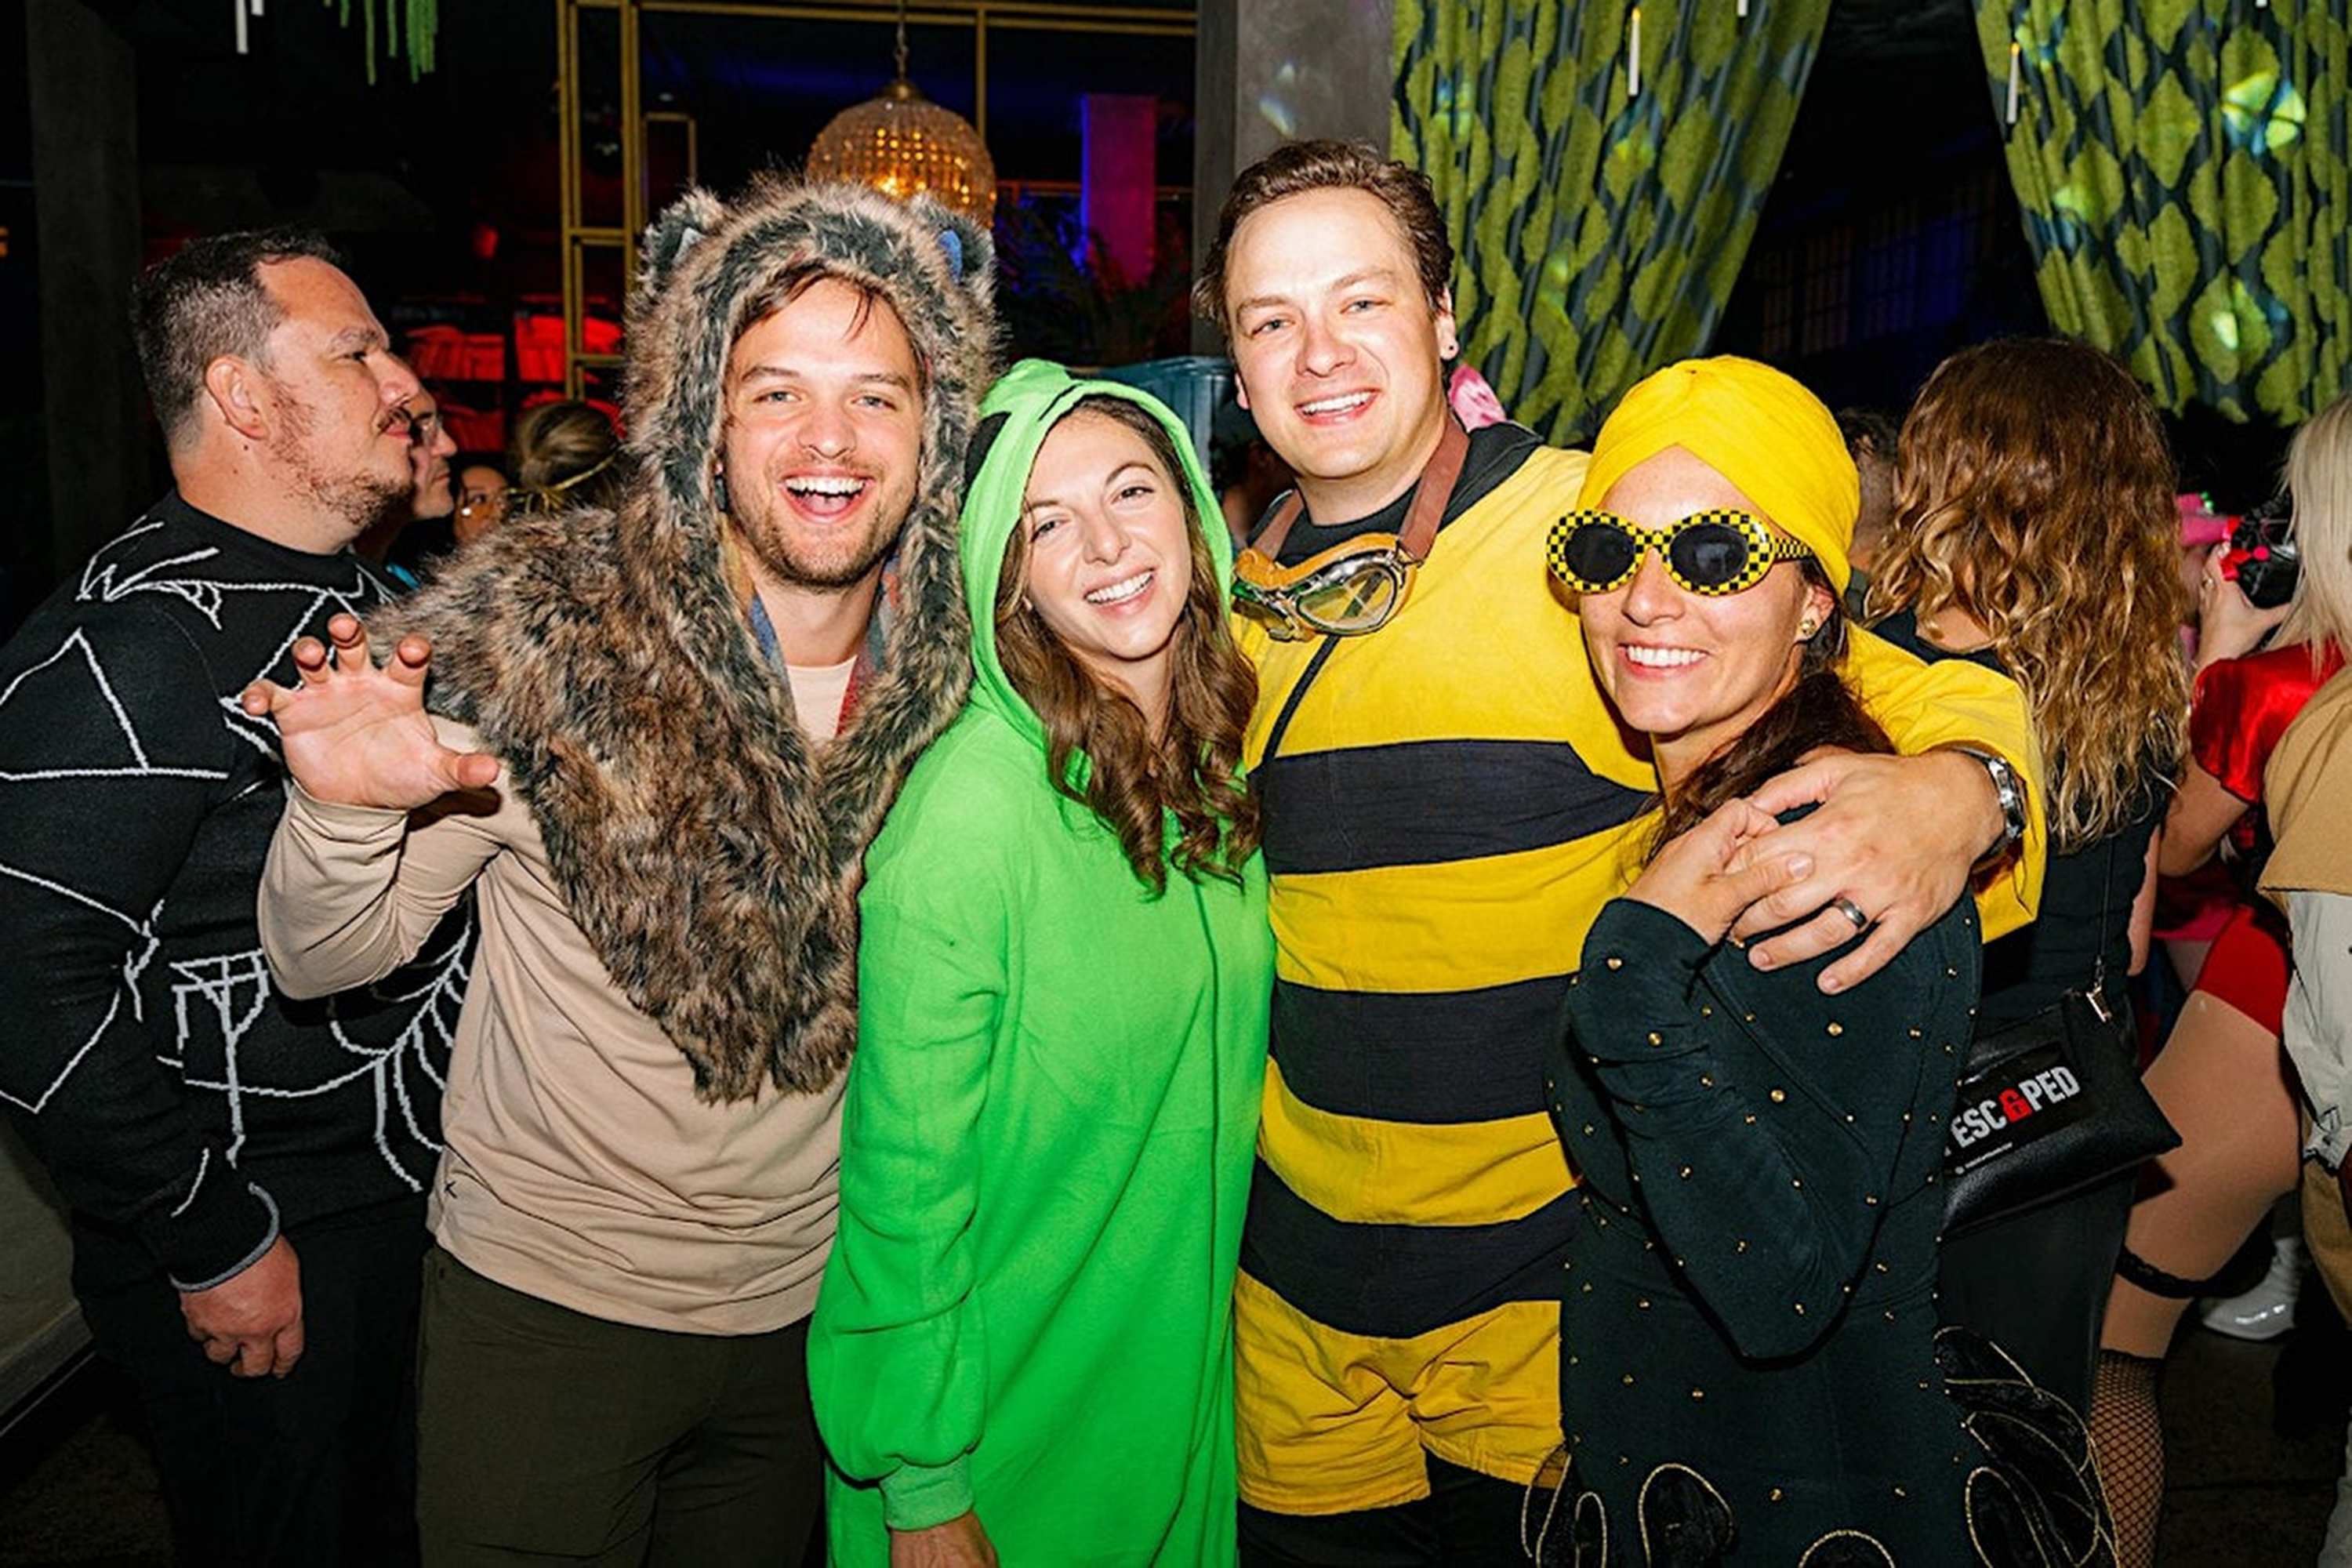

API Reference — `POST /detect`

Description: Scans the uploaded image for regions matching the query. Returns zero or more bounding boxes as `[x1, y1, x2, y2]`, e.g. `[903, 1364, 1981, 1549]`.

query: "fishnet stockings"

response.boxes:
[2092, 1348, 2165, 1568]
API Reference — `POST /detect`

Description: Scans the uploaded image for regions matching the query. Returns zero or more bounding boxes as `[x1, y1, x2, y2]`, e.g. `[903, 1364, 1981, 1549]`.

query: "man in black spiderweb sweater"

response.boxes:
[0, 230, 470, 1567]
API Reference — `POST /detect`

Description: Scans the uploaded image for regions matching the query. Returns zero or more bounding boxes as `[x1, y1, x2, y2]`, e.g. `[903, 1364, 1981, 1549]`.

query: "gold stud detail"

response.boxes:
[1606, 956, 1624, 970]
[1827, 1021, 1844, 1036]
[1769, 1088, 1787, 1103]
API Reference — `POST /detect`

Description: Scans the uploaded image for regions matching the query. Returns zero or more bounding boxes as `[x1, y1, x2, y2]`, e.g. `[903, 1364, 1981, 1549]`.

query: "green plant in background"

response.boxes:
[1395, 0, 1830, 445]
[1980, 2, 2350, 423]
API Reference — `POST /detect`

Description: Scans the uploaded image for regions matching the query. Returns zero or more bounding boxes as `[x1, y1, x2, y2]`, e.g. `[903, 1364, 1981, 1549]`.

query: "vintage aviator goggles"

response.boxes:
[1231, 533, 1421, 641]
[1547, 508, 1812, 597]
[1229, 413, 1471, 641]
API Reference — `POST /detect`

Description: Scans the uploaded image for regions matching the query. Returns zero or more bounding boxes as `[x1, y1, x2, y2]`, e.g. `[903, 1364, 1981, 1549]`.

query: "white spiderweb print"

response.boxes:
[169, 932, 469, 1192]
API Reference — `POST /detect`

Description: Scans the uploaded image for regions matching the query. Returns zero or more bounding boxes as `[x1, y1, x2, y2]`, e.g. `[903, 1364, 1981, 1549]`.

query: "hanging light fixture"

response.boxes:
[807, 0, 997, 224]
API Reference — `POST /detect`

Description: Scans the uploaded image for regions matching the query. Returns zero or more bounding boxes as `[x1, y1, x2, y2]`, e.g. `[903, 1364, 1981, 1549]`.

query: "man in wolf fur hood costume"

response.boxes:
[246, 176, 997, 1563]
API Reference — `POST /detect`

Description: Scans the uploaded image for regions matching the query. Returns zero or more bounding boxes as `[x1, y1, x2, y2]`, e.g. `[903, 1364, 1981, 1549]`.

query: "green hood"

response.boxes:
[956, 358, 1232, 751]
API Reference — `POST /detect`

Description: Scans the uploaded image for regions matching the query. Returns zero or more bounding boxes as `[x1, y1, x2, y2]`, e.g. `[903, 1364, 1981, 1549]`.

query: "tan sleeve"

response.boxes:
[260, 718, 509, 1000]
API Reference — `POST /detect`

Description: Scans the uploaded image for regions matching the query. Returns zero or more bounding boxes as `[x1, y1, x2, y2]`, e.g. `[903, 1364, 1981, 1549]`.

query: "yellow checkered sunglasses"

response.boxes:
[1548, 508, 1812, 597]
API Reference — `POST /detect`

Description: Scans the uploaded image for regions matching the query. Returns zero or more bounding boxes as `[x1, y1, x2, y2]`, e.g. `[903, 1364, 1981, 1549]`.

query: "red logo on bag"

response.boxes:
[1999, 1088, 2034, 1122]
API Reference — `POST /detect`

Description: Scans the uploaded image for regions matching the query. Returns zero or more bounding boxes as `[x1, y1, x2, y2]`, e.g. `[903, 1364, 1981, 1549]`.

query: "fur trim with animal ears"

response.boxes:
[386, 176, 998, 1102]
[637, 185, 728, 296]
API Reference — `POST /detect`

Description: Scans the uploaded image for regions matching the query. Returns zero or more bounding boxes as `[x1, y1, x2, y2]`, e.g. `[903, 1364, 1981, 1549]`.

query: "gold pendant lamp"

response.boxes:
[807, 0, 997, 224]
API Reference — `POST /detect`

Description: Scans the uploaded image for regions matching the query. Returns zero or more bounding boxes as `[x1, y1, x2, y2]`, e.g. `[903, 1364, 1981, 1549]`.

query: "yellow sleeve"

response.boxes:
[1845, 626, 2047, 940]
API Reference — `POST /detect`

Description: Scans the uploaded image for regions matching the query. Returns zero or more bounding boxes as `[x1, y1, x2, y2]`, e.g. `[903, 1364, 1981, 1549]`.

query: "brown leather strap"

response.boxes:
[1248, 412, 1472, 563]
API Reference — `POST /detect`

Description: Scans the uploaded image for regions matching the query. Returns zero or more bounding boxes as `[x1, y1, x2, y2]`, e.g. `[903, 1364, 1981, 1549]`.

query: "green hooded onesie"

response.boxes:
[809, 360, 1273, 1566]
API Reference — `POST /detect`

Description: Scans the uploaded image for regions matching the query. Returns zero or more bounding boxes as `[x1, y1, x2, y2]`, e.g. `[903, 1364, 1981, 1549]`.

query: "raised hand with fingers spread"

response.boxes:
[239, 612, 500, 808]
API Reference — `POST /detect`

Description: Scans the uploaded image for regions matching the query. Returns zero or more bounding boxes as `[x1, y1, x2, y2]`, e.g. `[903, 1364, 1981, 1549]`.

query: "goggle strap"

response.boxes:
[1399, 412, 1470, 561]
[1242, 410, 1471, 565]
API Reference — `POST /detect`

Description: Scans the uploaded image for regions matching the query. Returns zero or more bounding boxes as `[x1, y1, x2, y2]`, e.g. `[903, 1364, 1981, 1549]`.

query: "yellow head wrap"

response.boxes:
[1575, 356, 1858, 594]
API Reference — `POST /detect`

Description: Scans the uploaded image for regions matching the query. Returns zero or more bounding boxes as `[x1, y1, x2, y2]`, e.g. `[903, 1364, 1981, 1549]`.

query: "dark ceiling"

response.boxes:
[2, 0, 2001, 361]
[43, 0, 1984, 234]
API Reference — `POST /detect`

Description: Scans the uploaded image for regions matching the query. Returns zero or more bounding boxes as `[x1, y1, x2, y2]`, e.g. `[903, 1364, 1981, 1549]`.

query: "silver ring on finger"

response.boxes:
[1831, 896, 1870, 931]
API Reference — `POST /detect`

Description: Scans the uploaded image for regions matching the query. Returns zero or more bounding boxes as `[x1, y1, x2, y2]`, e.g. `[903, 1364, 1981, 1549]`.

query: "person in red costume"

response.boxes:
[2091, 390, 2352, 1568]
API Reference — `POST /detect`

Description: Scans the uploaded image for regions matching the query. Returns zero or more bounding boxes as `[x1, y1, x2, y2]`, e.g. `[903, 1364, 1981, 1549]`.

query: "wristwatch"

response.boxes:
[1947, 746, 2029, 868]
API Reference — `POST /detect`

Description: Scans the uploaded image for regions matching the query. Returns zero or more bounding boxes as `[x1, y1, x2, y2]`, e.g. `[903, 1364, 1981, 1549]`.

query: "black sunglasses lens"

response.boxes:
[1670, 522, 1754, 590]
[1564, 524, 1639, 588]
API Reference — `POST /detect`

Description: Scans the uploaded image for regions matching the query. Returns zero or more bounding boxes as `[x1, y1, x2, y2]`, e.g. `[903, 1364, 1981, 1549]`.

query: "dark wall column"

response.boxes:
[1190, 0, 1393, 347]
[24, 0, 145, 604]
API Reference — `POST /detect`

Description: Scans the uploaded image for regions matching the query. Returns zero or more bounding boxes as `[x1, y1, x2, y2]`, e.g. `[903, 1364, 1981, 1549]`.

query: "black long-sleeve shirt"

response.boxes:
[0, 493, 470, 1292]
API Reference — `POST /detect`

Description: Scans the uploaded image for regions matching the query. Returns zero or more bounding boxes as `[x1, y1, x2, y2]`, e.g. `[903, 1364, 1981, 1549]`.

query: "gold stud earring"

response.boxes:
[1798, 616, 1820, 640]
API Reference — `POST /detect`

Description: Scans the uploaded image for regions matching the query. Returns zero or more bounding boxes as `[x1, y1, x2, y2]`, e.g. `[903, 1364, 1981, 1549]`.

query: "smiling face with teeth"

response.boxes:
[1222, 187, 1458, 524]
[716, 276, 924, 615]
[1011, 407, 1197, 731]
[1579, 446, 1835, 793]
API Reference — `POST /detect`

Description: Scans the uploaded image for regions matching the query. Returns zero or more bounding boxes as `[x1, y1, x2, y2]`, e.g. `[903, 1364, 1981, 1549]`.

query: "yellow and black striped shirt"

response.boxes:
[1236, 433, 2042, 1345]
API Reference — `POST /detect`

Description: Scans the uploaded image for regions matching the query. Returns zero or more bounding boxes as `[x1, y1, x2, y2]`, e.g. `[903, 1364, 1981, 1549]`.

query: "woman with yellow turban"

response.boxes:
[1526, 358, 2107, 1566]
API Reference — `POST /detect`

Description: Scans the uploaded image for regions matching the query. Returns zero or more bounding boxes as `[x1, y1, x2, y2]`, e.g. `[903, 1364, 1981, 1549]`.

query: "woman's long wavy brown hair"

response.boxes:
[1868, 339, 2190, 851]
[993, 397, 1262, 893]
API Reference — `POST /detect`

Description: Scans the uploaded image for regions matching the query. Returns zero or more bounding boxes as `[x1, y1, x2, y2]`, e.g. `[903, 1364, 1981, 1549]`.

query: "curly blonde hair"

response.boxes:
[1869, 339, 2189, 851]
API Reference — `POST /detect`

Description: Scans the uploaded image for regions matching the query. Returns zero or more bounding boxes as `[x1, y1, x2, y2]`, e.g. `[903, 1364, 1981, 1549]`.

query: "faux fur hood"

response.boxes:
[387, 176, 998, 1101]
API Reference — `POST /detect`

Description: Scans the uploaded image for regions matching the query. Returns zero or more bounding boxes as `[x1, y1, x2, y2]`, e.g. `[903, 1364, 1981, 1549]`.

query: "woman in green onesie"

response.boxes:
[809, 360, 1272, 1567]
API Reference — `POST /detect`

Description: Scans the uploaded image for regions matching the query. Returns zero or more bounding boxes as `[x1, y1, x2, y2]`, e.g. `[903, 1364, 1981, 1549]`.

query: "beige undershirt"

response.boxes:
[786, 654, 858, 745]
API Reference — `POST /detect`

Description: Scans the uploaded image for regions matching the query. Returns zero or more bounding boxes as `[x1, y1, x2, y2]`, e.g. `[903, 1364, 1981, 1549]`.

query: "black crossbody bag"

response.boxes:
[1942, 837, 2181, 1237]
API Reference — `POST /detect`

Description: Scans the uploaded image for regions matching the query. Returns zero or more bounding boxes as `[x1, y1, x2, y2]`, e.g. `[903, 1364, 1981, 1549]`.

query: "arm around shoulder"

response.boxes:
[1728, 634, 2044, 986]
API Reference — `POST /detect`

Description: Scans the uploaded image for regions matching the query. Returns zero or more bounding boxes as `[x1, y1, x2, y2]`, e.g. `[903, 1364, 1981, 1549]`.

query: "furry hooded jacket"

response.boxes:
[384, 177, 997, 1102]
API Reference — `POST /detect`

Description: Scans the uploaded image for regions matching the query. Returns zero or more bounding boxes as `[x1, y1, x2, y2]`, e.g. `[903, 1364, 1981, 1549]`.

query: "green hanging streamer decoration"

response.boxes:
[327, 0, 439, 85]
